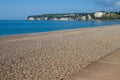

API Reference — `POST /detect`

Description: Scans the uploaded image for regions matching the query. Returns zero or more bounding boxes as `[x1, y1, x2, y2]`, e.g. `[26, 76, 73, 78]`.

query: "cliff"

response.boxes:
[27, 11, 120, 21]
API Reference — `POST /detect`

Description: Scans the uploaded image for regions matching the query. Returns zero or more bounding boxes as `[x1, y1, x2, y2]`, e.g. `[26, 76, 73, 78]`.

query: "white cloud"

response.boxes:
[90, 0, 120, 11]
[86, 0, 120, 11]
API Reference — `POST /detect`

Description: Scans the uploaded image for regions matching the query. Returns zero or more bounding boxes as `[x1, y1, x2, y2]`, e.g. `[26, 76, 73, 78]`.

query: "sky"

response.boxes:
[0, 0, 120, 20]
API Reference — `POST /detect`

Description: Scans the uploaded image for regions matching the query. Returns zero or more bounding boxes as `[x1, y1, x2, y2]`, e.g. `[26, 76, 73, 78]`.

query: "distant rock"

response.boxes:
[27, 11, 120, 21]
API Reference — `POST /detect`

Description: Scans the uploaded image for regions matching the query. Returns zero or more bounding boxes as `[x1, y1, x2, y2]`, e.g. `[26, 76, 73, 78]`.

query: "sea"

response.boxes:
[0, 20, 120, 36]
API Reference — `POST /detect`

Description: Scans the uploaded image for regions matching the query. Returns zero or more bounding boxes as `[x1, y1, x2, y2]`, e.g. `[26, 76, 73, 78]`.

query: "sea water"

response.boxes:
[0, 20, 120, 36]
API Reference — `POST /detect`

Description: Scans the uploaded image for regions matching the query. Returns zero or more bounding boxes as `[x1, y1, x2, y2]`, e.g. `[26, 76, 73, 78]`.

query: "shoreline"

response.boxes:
[0, 24, 120, 37]
[0, 25, 120, 80]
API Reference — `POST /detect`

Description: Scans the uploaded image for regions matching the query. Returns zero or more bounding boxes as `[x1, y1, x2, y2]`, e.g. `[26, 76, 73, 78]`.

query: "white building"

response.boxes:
[94, 11, 106, 18]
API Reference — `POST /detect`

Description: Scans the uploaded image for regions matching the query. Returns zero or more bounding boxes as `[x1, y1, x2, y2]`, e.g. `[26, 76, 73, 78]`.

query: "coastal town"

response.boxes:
[27, 11, 120, 21]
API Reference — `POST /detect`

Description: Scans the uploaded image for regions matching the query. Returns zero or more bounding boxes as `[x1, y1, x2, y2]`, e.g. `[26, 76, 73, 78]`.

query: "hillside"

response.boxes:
[27, 11, 120, 21]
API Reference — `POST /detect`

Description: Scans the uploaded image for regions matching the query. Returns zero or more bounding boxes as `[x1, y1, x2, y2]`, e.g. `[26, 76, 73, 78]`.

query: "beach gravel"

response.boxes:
[0, 25, 120, 80]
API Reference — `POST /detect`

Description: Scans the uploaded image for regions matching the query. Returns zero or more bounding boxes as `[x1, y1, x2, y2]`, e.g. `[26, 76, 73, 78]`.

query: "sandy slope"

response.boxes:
[0, 25, 120, 80]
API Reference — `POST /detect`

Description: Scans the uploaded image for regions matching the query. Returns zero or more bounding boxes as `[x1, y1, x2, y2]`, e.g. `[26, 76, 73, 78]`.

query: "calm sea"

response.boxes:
[0, 20, 120, 36]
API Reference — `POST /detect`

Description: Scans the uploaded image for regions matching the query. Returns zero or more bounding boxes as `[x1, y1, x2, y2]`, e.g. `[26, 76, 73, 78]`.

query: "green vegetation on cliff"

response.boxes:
[27, 11, 120, 21]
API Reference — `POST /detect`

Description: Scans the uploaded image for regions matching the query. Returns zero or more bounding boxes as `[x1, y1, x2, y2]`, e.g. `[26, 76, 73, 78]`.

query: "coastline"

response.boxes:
[0, 20, 120, 37]
[0, 24, 120, 38]
[0, 25, 120, 80]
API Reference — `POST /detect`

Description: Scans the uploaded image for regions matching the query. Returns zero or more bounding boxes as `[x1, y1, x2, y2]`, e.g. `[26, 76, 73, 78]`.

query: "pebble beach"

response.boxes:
[0, 25, 120, 80]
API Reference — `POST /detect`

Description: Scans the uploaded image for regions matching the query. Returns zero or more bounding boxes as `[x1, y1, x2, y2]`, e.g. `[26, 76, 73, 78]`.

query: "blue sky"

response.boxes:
[0, 0, 120, 20]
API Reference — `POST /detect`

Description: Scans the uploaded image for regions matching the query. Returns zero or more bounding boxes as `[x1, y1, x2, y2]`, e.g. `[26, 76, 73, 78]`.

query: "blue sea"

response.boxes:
[0, 20, 120, 36]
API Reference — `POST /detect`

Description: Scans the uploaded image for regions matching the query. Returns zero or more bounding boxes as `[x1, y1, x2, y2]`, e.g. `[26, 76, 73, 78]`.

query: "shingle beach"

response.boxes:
[0, 25, 120, 80]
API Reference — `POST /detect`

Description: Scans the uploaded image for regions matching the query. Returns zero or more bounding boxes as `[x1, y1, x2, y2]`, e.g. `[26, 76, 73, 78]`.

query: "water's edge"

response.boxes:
[0, 20, 120, 36]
